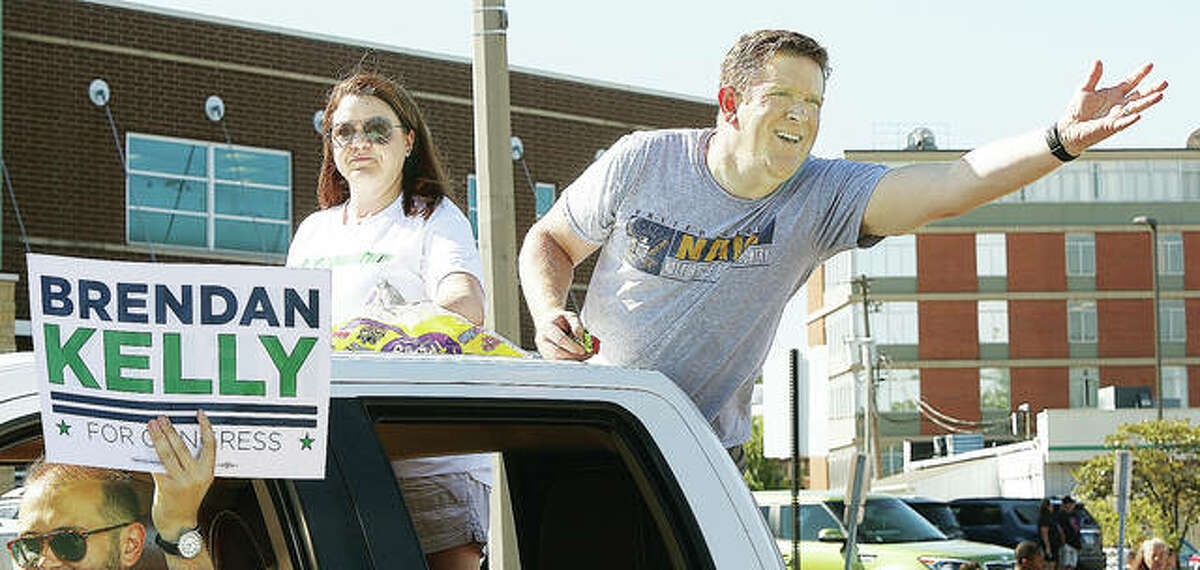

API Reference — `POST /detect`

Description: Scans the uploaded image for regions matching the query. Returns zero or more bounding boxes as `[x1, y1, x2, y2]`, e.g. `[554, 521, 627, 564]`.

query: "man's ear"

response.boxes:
[119, 522, 147, 566]
[717, 87, 739, 127]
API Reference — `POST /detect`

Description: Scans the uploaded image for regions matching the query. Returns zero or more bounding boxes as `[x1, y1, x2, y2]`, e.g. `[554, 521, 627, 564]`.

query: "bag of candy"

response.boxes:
[331, 280, 530, 358]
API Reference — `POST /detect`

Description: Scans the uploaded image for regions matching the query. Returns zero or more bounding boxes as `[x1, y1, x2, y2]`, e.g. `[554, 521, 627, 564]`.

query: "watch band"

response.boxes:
[155, 526, 202, 559]
[1045, 123, 1078, 162]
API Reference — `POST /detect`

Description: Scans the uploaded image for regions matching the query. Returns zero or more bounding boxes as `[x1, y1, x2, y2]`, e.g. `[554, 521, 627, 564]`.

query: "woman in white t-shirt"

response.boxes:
[287, 72, 489, 570]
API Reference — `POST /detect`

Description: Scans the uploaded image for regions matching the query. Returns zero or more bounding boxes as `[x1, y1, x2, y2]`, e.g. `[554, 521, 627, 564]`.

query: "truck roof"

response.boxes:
[0, 350, 699, 407]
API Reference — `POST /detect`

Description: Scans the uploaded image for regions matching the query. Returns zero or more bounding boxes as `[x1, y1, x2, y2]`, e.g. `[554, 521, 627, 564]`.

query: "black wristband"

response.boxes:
[1045, 123, 1078, 162]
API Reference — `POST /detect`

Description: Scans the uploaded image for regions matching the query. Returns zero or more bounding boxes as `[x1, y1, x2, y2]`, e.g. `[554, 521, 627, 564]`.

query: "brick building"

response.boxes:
[808, 145, 1200, 486]
[0, 0, 716, 349]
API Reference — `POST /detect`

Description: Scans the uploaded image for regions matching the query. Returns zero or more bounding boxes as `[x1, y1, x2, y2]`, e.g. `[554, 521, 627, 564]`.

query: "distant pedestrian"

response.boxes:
[1039, 498, 1061, 570]
[1017, 540, 1046, 570]
[1056, 496, 1083, 570]
[1130, 538, 1172, 570]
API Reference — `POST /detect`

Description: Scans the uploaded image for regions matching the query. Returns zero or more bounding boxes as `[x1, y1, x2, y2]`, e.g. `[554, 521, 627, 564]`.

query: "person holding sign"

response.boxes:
[12, 412, 216, 570]
[287, 72, 489, 570]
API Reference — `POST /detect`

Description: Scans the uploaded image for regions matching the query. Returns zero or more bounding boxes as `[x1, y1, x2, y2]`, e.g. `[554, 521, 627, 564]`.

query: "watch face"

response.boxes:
[177, 530, 203, 559]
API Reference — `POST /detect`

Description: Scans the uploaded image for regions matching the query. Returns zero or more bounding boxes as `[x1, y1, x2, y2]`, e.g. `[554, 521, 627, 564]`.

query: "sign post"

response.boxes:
[1114, 450, 1133, 569]
[843, 453, 868, 570]
[28, 254, 331, 478]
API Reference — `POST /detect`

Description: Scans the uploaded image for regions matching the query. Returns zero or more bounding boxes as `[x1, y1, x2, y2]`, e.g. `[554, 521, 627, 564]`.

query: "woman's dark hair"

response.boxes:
[317, 71, 448, 218]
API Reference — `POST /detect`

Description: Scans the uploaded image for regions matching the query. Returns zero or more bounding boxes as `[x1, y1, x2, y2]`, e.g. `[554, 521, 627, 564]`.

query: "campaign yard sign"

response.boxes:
[27, 254, 331, 479]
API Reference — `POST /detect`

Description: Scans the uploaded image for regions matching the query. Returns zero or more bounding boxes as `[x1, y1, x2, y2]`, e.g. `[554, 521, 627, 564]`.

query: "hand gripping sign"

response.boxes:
[28, 254, 331, 479]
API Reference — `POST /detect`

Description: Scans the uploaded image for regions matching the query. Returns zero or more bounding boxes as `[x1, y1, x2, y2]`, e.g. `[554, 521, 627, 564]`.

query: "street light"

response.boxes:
[1131, 215, 1162, 420]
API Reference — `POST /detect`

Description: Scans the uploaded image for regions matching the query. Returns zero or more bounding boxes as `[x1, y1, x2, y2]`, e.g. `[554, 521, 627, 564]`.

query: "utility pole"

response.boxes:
[852, 275, 882, 478]
[1131, 216, 1162, 419]
[472, 3, 521, 569]
[472, 0, 520, 339]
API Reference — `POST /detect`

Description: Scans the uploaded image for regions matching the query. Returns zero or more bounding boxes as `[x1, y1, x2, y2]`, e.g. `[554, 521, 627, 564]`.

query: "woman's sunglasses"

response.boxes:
[328, 116, 407, 148]
[7, 521, 134, 567]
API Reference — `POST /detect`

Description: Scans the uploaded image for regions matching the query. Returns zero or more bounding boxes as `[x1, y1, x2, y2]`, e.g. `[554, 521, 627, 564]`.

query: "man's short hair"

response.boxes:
[720, 29, 830, 94]
[1015, 540, 1043, 563]
[26, 459, 146, 524]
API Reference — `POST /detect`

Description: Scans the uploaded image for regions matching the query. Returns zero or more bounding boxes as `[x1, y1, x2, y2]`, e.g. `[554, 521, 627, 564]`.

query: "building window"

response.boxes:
[977, 300, 1009, 344]
[823, 251, 853, 308]
[877, 368, 919, 413]
[1065, 233, 1096, 277]
[881, 443, 904, 478]
[854, 234, 916, 277]
[126, 133, 291, 254]
[1069, 367, 1100, 408]
[534, 183, 556, 219]
[991, 159, 1200, 204]
[976, 233, 1007, 276]
[867, 302, 918, 345]
[829, 373, 857, 419]
[1097, 160, 1185, 202]
[979, 368, 1011, 411]
[824, 308, 856, 372]
[1158, 232, 1184, 275]
[1184, 160, 1200, 200]
[1160, 299, 1187, 342]
[467, 175, 478, 238]
[1067, 300, 1098, 344]
[1163, 366, 1189, 408]
[1020, 161, 1095, 202]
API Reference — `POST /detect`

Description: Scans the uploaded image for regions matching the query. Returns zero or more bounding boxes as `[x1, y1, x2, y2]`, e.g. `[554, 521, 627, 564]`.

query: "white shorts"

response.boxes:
[398, 471, 490, 555]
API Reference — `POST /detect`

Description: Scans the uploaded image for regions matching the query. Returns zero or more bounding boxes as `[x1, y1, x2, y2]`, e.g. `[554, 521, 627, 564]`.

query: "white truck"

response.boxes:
[0, 352, 784, 569]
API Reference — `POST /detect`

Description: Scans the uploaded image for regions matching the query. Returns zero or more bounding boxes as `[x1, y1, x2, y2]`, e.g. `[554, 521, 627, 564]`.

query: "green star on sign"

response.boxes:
[300, 433, 314, 450]
[56, 420, 71, 436]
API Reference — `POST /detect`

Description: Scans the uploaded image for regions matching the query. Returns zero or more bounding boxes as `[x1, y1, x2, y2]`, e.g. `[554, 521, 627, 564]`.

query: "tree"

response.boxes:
[1073, 419, 1200, 553]
[744, 415, 791, 491]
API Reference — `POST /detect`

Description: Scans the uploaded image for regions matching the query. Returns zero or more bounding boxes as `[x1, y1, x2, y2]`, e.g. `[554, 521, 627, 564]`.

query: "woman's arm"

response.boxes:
[434, 272, 485, 326]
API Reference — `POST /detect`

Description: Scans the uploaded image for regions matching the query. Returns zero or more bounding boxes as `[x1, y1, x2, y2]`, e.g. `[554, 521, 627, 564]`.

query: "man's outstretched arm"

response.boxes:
[519, 202, 600, 360]
[862, 61, 1167, 237]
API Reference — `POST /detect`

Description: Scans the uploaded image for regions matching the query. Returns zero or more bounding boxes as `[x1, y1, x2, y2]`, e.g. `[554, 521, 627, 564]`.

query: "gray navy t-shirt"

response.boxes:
[564, 128, 887, 447]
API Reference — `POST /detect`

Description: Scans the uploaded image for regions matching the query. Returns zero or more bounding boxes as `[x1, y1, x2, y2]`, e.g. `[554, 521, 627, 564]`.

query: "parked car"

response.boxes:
[0, 351, 788, 569]
[949, 498, 1103, 570]
[755, 490, 1014, 570]
[902, 497, 966, 539]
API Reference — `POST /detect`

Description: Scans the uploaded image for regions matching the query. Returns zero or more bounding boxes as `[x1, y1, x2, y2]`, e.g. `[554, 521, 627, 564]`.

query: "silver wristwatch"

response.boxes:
[155, 526, 203, 559]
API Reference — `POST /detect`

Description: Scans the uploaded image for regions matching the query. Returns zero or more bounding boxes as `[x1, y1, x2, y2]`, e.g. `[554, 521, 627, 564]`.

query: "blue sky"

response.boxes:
[119, 0, 1196, 158]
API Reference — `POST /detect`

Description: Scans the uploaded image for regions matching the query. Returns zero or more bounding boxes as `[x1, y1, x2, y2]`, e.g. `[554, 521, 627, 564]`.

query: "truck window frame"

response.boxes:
[364, 396, 716, 570]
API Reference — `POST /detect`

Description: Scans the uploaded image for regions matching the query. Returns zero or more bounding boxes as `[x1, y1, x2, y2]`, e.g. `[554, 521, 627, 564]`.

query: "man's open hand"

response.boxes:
[147, 411, 216, 541]
[1057, 61, 1167, 156]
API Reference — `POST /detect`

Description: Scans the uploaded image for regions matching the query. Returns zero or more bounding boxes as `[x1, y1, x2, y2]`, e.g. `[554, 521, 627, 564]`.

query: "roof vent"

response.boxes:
[906, 127, 937, 150]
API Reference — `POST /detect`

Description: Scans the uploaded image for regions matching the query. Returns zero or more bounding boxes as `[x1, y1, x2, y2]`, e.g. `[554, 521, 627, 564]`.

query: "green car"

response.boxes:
[755, 490, 1015, 570]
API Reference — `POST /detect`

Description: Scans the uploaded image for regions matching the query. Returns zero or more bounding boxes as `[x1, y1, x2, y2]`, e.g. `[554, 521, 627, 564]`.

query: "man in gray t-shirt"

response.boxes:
[519, 30, 1166, 453]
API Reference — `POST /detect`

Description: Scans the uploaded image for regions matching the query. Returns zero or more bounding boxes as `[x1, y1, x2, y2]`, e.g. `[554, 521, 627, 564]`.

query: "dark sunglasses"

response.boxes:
[7, 521, 135, 567]
[328, 116, 407, 147]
